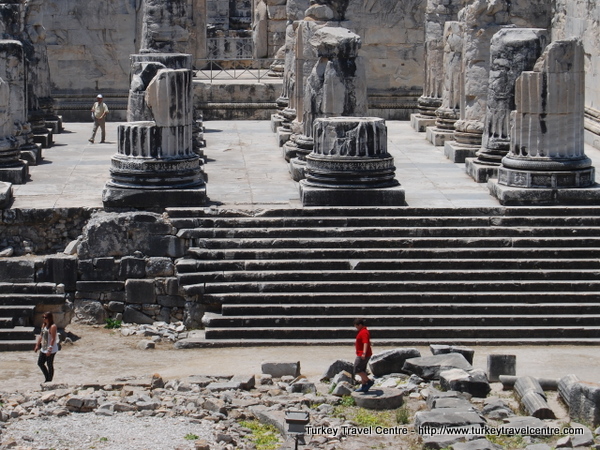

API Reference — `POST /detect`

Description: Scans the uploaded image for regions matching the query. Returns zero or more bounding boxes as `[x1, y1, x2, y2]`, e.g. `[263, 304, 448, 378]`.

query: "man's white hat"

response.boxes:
[97, 94, 103, 99]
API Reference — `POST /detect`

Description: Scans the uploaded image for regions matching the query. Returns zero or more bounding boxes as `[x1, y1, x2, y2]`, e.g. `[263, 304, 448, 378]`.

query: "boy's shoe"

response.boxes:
[88, 139, 94, 143]
[354, 384, 367, 393]
[364, 380, 375, 392]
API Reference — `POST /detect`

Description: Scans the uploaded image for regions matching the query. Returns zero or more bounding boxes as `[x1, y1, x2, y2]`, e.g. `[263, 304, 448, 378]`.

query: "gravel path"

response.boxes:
[1, 414, 216, 450]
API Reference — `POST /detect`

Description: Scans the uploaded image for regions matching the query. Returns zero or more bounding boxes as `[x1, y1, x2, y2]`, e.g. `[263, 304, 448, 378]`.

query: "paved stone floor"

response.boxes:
[10, 119, 553, 209]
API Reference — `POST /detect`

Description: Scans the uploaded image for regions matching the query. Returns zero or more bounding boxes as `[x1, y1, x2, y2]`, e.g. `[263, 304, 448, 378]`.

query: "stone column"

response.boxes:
[466, 28, 548, 183]
[299, 117, 405, 206]
[288, 26, 367, 181]
[271, 21, 298, 134]
[444, 0, 510, 163]
[0, 40, 28, 184]
[411, 0, 465, 133]
[489, 39, 600, 205]
[426, 21, 463, 147]
[103, 53, 206, 208]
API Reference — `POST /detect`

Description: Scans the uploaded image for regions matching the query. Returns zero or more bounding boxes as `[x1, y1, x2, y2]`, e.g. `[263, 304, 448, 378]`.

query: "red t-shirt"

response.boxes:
[355, 327, 372, 357]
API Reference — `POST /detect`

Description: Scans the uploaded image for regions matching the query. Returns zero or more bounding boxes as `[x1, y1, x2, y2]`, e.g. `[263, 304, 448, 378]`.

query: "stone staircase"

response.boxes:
[169, 206, 600, 345]
[0, 283, 66, 351]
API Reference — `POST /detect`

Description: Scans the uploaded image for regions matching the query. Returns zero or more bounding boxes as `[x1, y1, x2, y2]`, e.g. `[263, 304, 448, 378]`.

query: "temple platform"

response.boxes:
[8, 119, 600, 210]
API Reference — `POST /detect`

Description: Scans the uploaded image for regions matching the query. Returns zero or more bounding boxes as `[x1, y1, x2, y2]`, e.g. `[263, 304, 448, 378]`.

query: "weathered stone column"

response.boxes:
[411, 0, 465, 133]
[444, 0, 510, 163]
[288, 26, 367, 181]
[0, 40, 28, 184]
[299, 117, 405, 206]
[489, 39, 600, 205]
[466, 28, 548, 183]
[103, 53, 206, 208]
[282, 1, 350, 158]
[426, 21, 463, 147]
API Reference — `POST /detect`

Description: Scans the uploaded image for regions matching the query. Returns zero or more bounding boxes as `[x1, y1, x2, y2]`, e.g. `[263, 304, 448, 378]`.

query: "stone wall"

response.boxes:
[552, 0, 600, 148]
[345, 0, 426, 118]
[0, 208, 96, 256]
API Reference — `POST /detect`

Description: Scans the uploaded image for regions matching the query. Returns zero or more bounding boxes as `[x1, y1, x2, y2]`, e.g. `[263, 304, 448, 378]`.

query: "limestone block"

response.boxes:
[414, 408, 485, 434]
[452, 439, 501, 450]
[331, 381, 353, 397]
[321, 359, 354, 381]
[145, 257, 175, 277]
[403, 353, 473, 380]
[439, 368, 491, 398]
[118, 256, 146, 280]
[569, 381, 600, 427]
[123, 306, 154, 325]
[73, 299, 106, 325]
[430, 344, 474, 364]
[137, 339, 155, 350]
[125, 279, 156, 305]
[331, 370, 353, 386]
[352, 387, 404, 410]
[261, 361, 301, 378]
[487, 354, 516, 382]
[369, 348, 421, 377]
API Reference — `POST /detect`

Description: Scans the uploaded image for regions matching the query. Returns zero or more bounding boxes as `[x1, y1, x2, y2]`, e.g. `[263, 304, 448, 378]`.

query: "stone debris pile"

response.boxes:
[2, 345, 600, 450]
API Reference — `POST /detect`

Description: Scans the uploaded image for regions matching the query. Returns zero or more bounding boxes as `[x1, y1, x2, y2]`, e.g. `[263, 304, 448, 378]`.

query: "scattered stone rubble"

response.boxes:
[2, 343, 600, 450]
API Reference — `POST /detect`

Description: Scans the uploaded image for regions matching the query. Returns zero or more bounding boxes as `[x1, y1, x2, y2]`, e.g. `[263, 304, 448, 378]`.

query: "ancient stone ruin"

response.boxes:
[489, 39, 600, 205]
[102, 53, 207, 208]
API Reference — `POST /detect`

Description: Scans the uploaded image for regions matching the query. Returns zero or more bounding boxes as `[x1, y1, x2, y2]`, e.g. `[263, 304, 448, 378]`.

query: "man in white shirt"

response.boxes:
[89, 94, 109, 143]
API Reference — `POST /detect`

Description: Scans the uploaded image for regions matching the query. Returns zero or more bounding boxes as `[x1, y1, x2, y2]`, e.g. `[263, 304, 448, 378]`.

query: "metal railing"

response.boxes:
[194, 58, 282, 82]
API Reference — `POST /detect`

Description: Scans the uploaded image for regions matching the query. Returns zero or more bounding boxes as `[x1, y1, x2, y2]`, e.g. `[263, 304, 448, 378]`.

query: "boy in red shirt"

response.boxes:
[353, 318, 374, 392]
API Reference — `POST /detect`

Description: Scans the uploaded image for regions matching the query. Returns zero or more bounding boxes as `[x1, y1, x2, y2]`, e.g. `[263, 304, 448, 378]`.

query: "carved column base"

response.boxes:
[299, 117, 405, 206]
[271, 114, 284, 133]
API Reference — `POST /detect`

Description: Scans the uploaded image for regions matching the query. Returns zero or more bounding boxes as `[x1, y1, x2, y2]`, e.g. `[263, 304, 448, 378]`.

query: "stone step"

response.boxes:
[186, 247, 600, 260]
[220, 302, 600, 316]
[176, 336, 600, 347]
[0, 305, 35, 320]
[178, 268, 600, 285]
[0, 339, 37, 352]
[0, 294, 67, 306]
[196, 279, 600, 295]
[178, 226, 600, 240]
[186, 236, 600, 250]
[0, 283, 58, 294]
[173, 215, 600, 229]
[203, 325, 600, 340]
[204, 314, 600, 328]
[0, 317, 14, 328]
[176, 258, 600, 272]
[201, 291, 600, 305]
[0, 326, 36, 341]
[165, 205, 600, 219]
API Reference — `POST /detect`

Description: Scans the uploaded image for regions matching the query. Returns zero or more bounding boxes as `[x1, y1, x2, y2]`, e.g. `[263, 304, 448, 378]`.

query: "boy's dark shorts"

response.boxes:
[354, 356, 370, 374]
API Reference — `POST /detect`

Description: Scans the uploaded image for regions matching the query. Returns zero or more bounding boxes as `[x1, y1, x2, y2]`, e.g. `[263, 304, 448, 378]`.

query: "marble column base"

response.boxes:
[102, 185, 207, 208]
[444, 141, 479, 163]
[0, 181, 12, 208]
[271, 114, 283, 133]
[0, 162, 28, 184]
[426, 127, 454, 147]
[488, 180, 600, 206]
[410, 114, 437, 133]
[277, 128, 292, 147]
[299, 181, 406, 206]
[289, 157, 306, 181]
[465, 158, 500, 183]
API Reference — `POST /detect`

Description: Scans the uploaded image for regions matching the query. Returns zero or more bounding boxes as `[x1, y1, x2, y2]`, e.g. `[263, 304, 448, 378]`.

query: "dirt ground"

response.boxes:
[1, 324, 599, 392]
